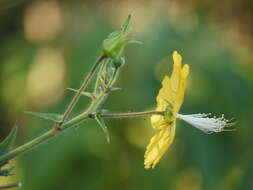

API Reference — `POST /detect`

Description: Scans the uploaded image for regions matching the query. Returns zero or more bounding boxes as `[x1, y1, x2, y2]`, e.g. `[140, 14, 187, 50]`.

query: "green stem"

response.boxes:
[61, 55, 106, 122]
[0, 129, 55, 164]
[0, 55, 114, 164]
[0, 57, 162, 164]
[0, 90, 108, 163]
[62, 92, 107, 129]
[99, 110, 164, 118]
[0, 107, 163, 163]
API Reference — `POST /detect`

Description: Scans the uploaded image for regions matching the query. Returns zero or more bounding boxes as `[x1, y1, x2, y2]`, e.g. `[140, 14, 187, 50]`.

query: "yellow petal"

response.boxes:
[152, 52, 188, 128]
[170, 51, 182, 105]
[144, 124, 176, 169]
[156, 76, 172, 106]
[152, 76, 172, 130]
[172, 51, 182, 65]
[181, 64, 189, 78]
[174, 64, 189, 112]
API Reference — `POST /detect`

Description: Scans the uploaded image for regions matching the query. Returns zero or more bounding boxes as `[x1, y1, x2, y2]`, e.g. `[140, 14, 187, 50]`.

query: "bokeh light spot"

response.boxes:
[26, 48, 66, 108]
[24, 0, 62, 43]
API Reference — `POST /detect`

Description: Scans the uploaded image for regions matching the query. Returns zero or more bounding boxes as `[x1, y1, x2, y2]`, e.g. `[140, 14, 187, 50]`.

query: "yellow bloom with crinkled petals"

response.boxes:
[144, 51, 189, 169]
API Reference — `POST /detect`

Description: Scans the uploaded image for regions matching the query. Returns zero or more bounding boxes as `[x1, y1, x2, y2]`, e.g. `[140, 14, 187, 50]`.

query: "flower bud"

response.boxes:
[102, 15, 131, 59]
[113, 56, 125, 68]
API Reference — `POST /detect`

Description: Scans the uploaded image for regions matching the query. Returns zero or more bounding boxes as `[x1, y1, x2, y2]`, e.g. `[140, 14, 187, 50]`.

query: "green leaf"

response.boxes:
[94, 114, 110, 143]
[24, 111, 63, 122]
[0, 127, 18, 167]
[0, 127, 18, 157]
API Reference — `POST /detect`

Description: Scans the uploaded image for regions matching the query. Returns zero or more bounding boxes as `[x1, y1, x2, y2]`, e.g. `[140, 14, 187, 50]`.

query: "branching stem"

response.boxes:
[0, 108, 163, 163]
[61, 55, 107, 123]
[0, 53, 163, 164]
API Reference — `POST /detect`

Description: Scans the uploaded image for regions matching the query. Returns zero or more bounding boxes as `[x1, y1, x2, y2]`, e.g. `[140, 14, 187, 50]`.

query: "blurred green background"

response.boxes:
[0, 0, 253, 190]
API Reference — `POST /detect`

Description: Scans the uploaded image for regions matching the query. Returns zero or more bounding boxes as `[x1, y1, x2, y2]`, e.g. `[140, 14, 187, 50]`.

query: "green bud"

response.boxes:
[102, 15, 131, 59]
[113, 56, 125, 68]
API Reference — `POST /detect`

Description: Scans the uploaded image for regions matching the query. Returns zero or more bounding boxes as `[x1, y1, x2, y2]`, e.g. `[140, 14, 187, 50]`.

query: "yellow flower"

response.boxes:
[144, 51, 189, 169]
[144, 51, 235, 169]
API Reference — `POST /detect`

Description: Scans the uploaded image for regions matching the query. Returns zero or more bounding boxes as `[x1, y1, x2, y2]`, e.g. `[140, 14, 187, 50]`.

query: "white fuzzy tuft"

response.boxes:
[177, 113, 236, 133]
